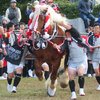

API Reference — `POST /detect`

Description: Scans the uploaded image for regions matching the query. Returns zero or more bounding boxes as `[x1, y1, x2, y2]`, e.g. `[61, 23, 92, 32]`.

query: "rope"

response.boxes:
[48, 23, 58, 40]
[32, 33, 40, 50]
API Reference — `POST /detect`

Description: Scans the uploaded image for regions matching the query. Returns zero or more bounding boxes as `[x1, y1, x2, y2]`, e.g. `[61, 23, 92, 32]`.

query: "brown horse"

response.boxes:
[31, 5, 69, 96]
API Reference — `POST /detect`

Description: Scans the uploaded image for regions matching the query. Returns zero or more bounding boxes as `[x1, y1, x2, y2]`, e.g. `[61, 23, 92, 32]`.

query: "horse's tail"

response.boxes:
[59, 68, 69, 88]
[57, 55, 69, 88]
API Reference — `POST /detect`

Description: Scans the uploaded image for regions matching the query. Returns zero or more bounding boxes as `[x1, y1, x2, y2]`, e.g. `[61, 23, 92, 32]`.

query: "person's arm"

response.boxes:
[60, 40, 68, 52]
[17, 8, 22, 22]
[0, 48, 2, 53]
[26, 9, 32, 16]
[67, 27, 81, 39]
[88, 35, 100, 49]
[54, 40, 68, 52]
[88, 32, 94, 46]
[92, 45, 100, 49]
[91, 1, 93, 10]
[5, 8, 10, 22]
[27, 39, 33, 54]
[19, 37, 28, 42]
[18, 34, 30, 47]
[90, 1, 93, 13]
[26, 4, 30, 12]
[54, 40, 68, 54]
[60, 21, 71, 30]
[85, 35, 100, 52]
[53, 43, 61, 50]
[3, 48, 7, 56]
[0, 43, 7, 55]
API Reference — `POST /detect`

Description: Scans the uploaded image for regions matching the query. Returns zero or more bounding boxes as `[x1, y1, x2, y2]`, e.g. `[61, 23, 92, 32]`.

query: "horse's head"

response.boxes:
[32, 5, 68, 37]
[37, 13, 47, 34]
[32, 5, 58, 36]
[31, 5, 48, 34]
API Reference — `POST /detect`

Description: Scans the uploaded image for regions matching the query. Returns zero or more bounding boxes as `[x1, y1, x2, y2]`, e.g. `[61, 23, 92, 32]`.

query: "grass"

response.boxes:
[0, 76, 100, 100]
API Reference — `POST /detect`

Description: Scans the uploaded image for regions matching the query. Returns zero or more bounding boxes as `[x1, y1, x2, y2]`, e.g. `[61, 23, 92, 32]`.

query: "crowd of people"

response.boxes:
[0, 0, 100, 100]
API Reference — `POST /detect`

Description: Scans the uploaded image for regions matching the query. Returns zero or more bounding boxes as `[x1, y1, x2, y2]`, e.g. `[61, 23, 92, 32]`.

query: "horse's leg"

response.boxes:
[47, 60, 60, 97]
[34, 59, 43, 81]
[59, 66, 69, 88]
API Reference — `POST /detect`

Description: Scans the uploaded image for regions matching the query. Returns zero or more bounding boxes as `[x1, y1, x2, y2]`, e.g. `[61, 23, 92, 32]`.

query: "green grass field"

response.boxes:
[0, 77, 100, 100]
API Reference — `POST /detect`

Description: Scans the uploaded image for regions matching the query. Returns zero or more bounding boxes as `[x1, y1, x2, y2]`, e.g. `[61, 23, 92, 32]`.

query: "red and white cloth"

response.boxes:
[44, 12, 50, 35]
[27, 12, 34, 36]
[27, 13, 39, 36]
[81, 36, 93, 50]
[33, 15, 39, 32]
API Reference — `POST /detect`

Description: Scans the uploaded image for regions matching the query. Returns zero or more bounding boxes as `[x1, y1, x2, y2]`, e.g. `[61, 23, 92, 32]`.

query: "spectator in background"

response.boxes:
[87, 26, 95, 77]
[88, 23, 100, 90]
[1, 17, 8, 33]
[26, 0, 39, 16]
[92, 0, 95, 5]
[40, 0, 47, 3]
[2, 17, 8, 25]
[26, 3, 32, 16]
[78, 0, 95, 31]
[1, 23, 8, 78]
[2, 24, 7, 33]
[47, 0, 60, 12]
[5, 0, 21, 28]
[19, 22, 26, 31]
[0, 26, 7, 80]
[86, 26, 94, 33]
[97, 12, 100, 25]
[69, 0, 78, 2]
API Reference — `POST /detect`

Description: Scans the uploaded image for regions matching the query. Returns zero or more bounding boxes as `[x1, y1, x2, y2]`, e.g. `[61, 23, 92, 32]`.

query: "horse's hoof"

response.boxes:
[47, 87, 56, 97]
[38, 76, 43, 81]
[39, 78, 43, 81]
[47, 91, 53, 97]
[60, 82, 68, 88]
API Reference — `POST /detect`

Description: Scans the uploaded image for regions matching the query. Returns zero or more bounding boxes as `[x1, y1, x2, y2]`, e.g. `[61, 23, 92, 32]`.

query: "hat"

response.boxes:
[11, 0, 17, 3]
[2, 17, 8, 22]
[34, 0, 39, 4]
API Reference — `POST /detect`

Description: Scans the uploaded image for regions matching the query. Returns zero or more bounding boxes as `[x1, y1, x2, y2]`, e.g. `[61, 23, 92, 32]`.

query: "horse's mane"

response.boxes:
[33, 4, 69, 27]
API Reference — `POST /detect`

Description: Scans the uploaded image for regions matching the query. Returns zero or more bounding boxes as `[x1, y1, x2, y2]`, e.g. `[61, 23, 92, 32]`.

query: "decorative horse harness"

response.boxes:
[32, 13, 59, 50]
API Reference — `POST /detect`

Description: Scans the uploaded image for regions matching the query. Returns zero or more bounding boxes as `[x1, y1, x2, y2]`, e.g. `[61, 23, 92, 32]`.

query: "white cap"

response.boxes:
[2, 17, 8, 22]
[34, 0, 39, 4]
